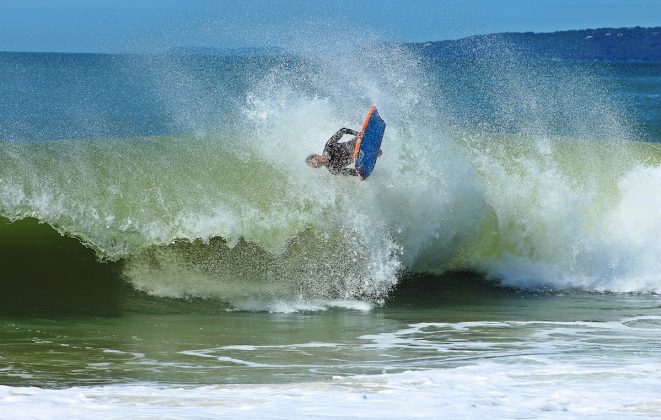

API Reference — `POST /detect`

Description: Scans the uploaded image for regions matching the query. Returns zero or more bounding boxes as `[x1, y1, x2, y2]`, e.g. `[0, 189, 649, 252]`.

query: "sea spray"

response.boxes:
[1, 43, 660, 305]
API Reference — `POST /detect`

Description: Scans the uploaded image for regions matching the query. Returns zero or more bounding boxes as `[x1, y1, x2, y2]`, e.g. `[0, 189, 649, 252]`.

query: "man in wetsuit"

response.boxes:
[305, 127, 362, 176]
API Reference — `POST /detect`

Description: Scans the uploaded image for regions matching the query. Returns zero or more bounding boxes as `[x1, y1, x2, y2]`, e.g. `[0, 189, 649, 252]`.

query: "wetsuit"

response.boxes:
[323, 128, 360, 176]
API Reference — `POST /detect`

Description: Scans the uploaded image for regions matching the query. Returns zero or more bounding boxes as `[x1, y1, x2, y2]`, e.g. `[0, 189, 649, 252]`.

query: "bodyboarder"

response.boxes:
[305, 127, 381, 177]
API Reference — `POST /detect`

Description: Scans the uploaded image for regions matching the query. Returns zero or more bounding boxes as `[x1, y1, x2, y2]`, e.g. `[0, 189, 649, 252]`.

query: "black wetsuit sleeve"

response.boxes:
[325, 128, 360, 148]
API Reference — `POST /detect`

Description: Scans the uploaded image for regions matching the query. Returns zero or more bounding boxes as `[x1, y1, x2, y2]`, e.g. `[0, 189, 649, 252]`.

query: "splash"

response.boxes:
[1, 41, 661, 307]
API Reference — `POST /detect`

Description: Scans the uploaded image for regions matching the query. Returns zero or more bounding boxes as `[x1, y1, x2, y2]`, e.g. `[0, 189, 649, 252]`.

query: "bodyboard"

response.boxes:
[354, 105, 386, 179]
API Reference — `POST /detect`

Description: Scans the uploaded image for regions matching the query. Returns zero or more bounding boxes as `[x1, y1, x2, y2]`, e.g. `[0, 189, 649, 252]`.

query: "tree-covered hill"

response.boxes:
[405, 27, 661, 61]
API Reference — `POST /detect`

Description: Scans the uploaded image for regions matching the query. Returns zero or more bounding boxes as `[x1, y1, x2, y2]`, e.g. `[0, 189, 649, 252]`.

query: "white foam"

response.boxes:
[479, 162, 661, 293]
[2, 361, 660, 419]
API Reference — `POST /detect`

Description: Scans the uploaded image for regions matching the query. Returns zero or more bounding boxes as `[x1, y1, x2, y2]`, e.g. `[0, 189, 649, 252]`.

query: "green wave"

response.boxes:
[2, 132, 660, 301]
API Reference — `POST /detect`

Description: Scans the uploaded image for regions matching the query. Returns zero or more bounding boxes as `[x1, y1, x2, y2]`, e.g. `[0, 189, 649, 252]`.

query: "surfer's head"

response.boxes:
[305, 154, 328, 168]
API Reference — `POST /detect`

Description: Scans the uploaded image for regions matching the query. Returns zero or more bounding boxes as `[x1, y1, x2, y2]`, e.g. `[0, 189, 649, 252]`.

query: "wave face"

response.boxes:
[2, 47, 661, 306]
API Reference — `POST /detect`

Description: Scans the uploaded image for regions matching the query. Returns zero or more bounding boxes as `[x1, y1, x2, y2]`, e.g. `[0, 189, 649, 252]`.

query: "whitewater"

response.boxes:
[1, 40, 661, 418]
[1, 47, 660, 304]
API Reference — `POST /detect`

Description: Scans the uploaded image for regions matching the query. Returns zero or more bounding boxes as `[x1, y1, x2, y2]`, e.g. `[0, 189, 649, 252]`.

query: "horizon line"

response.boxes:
[1, 25, 658, 56]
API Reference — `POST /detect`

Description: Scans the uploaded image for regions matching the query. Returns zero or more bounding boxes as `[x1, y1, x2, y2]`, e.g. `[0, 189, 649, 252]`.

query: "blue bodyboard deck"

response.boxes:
[354, 105, 386, 179]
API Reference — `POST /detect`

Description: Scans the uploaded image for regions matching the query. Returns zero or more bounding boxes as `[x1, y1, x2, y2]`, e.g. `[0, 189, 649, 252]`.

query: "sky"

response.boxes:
[0, 0, 659, 53]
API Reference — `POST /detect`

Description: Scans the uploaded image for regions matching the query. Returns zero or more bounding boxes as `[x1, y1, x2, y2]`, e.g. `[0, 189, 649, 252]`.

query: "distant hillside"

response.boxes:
[405, 27, 661, 61]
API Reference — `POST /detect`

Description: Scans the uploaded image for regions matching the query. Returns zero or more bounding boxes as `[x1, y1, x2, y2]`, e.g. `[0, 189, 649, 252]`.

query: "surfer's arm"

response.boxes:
[326, 128, 360, 146]
[343, 128, 360, 137]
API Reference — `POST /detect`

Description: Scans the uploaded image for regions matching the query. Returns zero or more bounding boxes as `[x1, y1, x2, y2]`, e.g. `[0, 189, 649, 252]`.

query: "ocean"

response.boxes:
[1, 46, 661, 418]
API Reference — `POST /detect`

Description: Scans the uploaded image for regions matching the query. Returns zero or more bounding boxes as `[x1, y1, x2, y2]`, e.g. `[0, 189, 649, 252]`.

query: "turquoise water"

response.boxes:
[1, 48, 661, 417]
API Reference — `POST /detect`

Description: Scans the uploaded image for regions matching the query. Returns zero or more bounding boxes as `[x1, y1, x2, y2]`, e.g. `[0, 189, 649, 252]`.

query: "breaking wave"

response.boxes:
[2, 42, 661, 308]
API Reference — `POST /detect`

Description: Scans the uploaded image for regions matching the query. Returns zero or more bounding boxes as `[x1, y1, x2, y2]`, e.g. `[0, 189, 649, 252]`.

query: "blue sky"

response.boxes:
[1, 0, 659, 53]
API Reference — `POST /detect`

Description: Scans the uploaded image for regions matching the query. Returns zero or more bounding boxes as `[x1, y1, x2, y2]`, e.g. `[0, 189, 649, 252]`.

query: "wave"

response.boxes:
[2, 44, 661, 305]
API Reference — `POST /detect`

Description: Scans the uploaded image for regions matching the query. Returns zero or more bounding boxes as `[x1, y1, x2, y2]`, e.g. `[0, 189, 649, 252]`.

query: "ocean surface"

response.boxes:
[1, 46, 661, 418]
